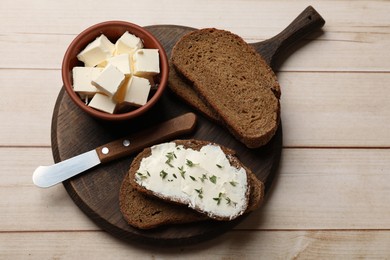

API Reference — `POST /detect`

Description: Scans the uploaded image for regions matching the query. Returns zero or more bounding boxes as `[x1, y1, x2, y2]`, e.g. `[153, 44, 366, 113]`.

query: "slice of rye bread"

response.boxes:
[123, 139, 264, 227]
[120, 139, 264, 229]
[171, 28, 281, 148]
[119, 166, 264, 229]
[168, 63, 220, 123]
[129, 139, 251, 221]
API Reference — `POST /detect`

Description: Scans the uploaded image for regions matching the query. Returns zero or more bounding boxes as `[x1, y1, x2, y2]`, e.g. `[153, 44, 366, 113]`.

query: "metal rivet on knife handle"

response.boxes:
[101, 147, 109, 154]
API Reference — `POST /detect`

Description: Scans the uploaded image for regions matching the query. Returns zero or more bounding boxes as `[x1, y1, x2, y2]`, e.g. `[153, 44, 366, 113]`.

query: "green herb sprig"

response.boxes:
[186, 159, 198, 167]
[136, 172, 149, 180]
[209, 175, 217, 184]
[213, 192, 223, 205]
[178, 166, 186, 179]
[213, 192, 238, 207]
[195, 188, 203, 199]
[165, 152, 176, 167]
[229, 181, 237, 187]
[160, 170, 168, 179]
[199, 174, 207, 182]
[225, 196, 237, 207]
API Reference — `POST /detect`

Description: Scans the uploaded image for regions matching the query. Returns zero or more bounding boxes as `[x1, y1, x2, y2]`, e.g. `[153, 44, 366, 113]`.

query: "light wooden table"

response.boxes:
[1, 0, 390, 258]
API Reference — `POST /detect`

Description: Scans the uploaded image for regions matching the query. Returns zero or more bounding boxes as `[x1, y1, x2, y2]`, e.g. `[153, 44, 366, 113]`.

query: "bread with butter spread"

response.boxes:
[119, 165, 263, 229]
[171, 28, 281, 148]
[125, 139, 263, 224]
[120, 139, 264, 229]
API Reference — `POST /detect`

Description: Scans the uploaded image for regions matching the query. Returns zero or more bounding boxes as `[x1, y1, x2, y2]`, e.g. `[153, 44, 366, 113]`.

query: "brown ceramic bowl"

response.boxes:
[62, 21, 168, 121]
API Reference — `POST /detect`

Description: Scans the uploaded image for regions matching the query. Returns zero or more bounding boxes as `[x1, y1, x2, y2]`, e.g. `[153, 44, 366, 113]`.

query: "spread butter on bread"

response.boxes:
[119, 140, 264, 229]
[127, 140, 257, 222]
[171, 28, 281, 148]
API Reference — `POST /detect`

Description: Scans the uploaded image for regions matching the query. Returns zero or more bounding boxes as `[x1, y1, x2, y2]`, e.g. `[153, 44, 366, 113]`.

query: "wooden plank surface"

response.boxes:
[2, 148, 389, 231]
[2, 231, 390, 259]
[1, 70, 389, 147]
[1, 20, 390, 72]
[1, 0, 390, 258]
[0, 1, 389, 71]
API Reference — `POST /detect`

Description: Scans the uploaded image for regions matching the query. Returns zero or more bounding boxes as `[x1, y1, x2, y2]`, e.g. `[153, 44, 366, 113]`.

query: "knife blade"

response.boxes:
[33, 112, 197, 188]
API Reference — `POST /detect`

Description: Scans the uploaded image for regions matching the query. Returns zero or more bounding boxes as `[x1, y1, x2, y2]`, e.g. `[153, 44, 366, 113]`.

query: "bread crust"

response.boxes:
[171, 28, 281, 148]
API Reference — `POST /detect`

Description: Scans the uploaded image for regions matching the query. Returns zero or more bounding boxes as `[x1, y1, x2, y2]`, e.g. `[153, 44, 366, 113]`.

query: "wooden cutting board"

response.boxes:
[51, 6, 324, 246]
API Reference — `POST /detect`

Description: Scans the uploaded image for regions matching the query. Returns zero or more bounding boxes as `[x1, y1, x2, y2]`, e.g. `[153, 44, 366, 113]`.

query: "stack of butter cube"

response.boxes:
[72, 32, 160, 114]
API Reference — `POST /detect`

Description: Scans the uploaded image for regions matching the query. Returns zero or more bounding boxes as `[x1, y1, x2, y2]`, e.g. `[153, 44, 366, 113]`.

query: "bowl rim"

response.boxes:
[62, 20, 169, 121]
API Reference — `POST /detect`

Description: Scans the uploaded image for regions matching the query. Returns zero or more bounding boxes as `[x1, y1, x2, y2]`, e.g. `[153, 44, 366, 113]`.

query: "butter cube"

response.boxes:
[132, 49, 160, 77]
[107, 54, 131, 75]
[88, 93, 117, 114]
[92, 64, 125, 96]
[122, 76, 151, 107]
[72, 67, 103, 97]
[115, 31, 143, 55]
[96, 60, 108, 68]
[77, 34, 115, 67]
[113, 77, 129, 103]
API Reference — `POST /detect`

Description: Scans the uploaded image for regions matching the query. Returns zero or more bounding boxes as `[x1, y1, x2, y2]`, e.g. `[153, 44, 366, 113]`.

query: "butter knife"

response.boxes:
[33, 112, 197, 188]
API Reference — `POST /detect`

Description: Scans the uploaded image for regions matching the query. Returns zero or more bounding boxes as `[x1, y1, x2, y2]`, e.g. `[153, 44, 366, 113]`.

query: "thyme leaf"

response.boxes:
[213, 192, 223, 205]
[199, 174, 207, 182]
[160, 170, 168, 179]
[209, 175, 217, 184]
[136, 172, 148, 180]
[225, 196, 237, 207]
[186, 159, 197, 167]
[195, 188, 203, 199]
[165, 152, 176, 167]
[229, 181, 237, 187]
[178, 166, 186, 179]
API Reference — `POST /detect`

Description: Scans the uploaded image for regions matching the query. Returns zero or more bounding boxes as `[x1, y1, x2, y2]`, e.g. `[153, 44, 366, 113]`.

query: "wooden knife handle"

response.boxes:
[95, 113, 197, 163]
[252, 5, 325, 68]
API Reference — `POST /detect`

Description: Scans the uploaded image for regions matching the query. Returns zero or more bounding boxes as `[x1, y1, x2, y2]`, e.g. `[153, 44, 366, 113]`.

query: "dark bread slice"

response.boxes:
[119, 140, 264, 229]
[171, 28, 281, 148]
[168, 63, 220, 122]
[120, 139, 264, 229]
[119, 171, 208, 230]
[246, 173, 264, 212]
[119, 170, 263, 229]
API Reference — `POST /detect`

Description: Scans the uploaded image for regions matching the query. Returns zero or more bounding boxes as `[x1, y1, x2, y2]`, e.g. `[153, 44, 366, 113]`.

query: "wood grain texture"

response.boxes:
[1, 0, 390, 257]
[2, 231, 390, 259]
[2, 148, 390, 232]
[1, 1, 389, 71]
[2, 70, 390, 147]
[279, 72, 390, 147]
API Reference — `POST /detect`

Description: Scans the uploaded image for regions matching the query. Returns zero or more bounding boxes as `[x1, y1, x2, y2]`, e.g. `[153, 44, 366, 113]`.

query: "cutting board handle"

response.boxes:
[252, 6, 325, 68]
